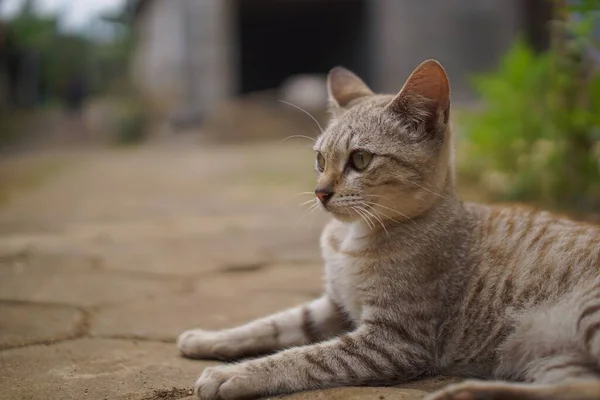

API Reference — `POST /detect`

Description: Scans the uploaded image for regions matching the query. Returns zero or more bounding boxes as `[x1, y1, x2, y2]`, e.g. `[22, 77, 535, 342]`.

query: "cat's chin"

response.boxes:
[332, 215, 357, 223]
[327, 209, 361, 223]
[321, 204, 369, 223]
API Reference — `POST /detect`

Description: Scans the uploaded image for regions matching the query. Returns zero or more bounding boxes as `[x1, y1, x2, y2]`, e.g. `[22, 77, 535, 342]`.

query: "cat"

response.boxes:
[177, 59, 600, 400]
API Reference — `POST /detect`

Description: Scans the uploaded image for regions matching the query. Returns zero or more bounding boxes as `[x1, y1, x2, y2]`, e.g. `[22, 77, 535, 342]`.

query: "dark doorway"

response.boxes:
[235, 0, 371, 94]
[522, 0, 553, 53]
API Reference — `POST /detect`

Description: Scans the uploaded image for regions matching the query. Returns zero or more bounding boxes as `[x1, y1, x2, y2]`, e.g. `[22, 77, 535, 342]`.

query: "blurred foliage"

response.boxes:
[3, 0, 133, 103]
[0, 0, 142, 147]
[460, 0, 600, 213]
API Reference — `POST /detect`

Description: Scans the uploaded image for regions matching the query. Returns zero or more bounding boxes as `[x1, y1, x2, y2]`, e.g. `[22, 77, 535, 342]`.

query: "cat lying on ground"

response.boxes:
[178, 59, 600, 400]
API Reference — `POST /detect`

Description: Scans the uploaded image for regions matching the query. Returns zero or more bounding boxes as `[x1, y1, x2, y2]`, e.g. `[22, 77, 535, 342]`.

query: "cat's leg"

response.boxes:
[193, 324, 430, 400]
[427, 354, 600, 400]
[425, 379, 600, 400]
[178, 296, 351, 360]
[427, 287, 600, 400]
[577, 280, 600, 362]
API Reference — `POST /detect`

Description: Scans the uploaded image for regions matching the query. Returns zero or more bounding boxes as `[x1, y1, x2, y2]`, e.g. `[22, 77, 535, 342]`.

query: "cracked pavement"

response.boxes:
[0, 142, 457, 399]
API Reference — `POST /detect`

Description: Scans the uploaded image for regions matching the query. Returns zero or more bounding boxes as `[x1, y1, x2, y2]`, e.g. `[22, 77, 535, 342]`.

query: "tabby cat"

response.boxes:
[178, 60, 600, 400]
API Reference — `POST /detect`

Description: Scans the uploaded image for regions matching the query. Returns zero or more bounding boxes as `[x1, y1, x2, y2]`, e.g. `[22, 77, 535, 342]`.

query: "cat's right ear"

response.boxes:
[327, 67, 374, 114]
[385, 59, 450, 137]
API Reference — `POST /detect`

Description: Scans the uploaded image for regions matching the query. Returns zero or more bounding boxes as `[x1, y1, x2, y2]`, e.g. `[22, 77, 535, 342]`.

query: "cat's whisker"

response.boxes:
[360, 200, 397, 225]
[350, 206, 367, 227]
[278, 100, 324, 134]
[360, 208, 378, 232]
[359, 204, 390, 237]
[293, 201, 321, 230]
[407, 181, 447, 199]
[295, 191, 316, 197]
[362, 195, 406, 221]
[362, 200, 416, 224]
[365, 180, 446, 199]
[351, 206, 374, 230]
[279, 134, 317, 144]
[307, 202, 320, 234]
[361, 202, 390, 237]
[307, 202, 320, 213]
[299, 198, 317, 207]
[359, 210, 376, 231]
[363, 194, 391, 200]
[359, 207, 375, 230]
[307, 203, 321, 218]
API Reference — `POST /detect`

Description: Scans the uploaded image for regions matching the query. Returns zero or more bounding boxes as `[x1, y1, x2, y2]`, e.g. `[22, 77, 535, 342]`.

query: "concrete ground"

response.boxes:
[0, 141, 459, 400]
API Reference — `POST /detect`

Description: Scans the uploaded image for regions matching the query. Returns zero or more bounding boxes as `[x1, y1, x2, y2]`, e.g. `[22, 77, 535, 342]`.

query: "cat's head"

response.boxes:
[313, 60, 453, 223]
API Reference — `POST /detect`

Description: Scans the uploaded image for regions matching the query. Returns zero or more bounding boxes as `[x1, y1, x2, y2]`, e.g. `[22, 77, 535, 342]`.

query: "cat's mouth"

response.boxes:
[319, 200, 339, 214]
[320, 200, 363, 220]
[314, 192, 382, 222]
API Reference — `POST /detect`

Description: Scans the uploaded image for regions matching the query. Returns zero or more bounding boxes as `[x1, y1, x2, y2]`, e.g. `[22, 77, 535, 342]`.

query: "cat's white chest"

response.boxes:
[321, 221, 370, 323]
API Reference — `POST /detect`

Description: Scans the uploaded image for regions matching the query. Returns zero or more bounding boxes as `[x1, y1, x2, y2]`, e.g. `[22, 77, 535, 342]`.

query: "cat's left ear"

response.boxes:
[327, 66, 374, 112]
[386, 59, 450, 135]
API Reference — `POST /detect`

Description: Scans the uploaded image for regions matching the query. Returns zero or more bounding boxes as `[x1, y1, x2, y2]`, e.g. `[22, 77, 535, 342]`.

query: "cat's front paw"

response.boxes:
[195, 365, 257, 400]
[177, 329, 238, 360]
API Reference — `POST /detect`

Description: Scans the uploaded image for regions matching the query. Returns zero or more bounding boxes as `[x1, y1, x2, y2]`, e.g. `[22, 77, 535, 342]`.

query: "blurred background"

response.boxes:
[0, 0, 599, 214]
[0, 2, 600, 398]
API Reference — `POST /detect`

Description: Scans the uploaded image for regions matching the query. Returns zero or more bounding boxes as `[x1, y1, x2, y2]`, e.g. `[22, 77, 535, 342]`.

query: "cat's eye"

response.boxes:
[349, 150, 373, 171]
[316, 152, 326, 172]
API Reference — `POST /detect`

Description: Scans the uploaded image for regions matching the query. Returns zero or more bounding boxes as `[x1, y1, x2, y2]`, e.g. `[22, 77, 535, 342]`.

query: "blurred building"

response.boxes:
[130, 0, 551, 125]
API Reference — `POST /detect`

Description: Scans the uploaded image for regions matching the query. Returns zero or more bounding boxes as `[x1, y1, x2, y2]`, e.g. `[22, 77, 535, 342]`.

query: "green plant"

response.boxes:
[460, 1, 600, 212]
[4, 0, 134, 104]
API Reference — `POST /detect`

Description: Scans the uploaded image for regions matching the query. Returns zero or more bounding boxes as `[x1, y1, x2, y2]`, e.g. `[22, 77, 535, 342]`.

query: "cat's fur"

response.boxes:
[178, 60, 600, 400]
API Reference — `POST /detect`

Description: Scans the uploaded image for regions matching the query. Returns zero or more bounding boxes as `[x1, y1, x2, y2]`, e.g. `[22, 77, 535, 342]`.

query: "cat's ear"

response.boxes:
[327, 66, 374, 111]
[386, 59, 450, 135]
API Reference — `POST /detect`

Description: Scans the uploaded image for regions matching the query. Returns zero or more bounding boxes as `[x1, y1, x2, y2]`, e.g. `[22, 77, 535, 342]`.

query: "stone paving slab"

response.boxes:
[0, 145, 318, 235]
[0, 254, 188, 307]
[90, 290, 314, 341]
[0, 235, 265, 276]
[0, 334, 456, 400]
[90, 263, 321, 340]
[194, 263, 323, 298]
[0, 216, 323, 277]
[0, 338, 209, 400]
[0, 144, 462, 399]
[0, 301, 85, 350]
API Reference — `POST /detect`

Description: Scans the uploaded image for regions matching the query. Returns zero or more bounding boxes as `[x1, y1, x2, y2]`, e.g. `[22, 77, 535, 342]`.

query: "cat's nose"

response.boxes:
[315, 186, 334, 205]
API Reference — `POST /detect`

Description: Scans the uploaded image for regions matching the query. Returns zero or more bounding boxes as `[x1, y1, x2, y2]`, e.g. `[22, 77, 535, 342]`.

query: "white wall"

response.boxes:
[131, 0, 186, 117]
[184, 0, 237, 119]
[131, 0, 236, 122]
